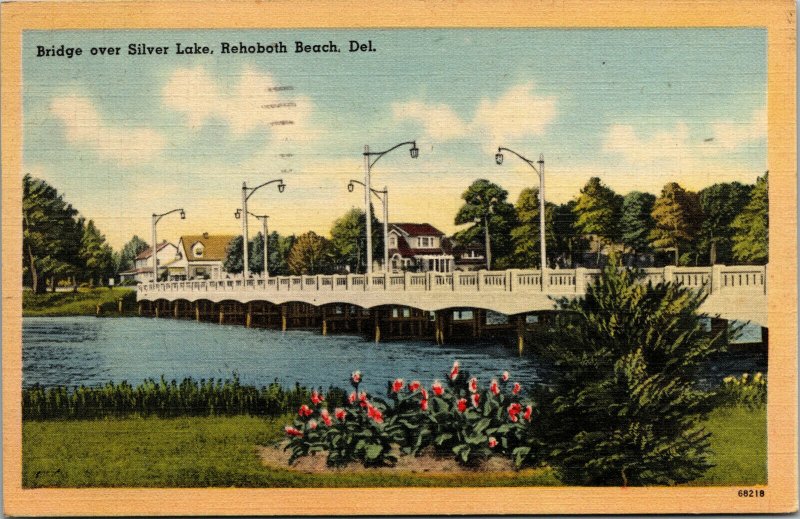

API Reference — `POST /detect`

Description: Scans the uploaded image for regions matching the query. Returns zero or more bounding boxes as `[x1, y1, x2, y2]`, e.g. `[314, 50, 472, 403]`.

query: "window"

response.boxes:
[420, 237, 431, 247]
[389, 236, 397, 247]
[193, 243, 204, 257]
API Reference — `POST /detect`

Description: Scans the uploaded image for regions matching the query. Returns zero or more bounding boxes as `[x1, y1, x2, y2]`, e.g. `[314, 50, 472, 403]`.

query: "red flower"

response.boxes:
[311, 390, 324, 405]
[359, 391, 368, 407]
[351, 371, 361, 384]
[308, 419, 318, 430]
[488, 436, 498, 448]
[523, 405, 533, 421]
[420, 399, 429, 411]
[334, 408, 346, 421]
[432, 380, 444, 396]
[490, 379, 500, 395]
[457, 398, 468, 413]
[507, 402, 522, 422]
[284, 426, 303, 437]
[469, 377, 478, 393]
[348, 391, 357, 404]
[298, 404, 313, 417]
[367, 404, 384, 423]
[421, 388, 429, 401]
[471, 393, 481, 408]
[320, 408, 332, 426]
[450, 361, 460, 381]
[408, 380, 421, 392]
[392, 378, 405, 393]
[512, 382, 522, 395]
[502, 371, 510, 382]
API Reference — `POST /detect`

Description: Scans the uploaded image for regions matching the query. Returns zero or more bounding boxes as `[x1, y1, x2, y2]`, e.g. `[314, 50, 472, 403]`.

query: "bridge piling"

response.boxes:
[281, 305, 287, 332]
[246, 303, 252, 328]
[374, 308, 381, 343]
[516, 315, 526, 356]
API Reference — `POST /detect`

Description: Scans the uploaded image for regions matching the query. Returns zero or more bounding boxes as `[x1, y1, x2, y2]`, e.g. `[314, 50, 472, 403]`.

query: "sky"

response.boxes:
[23, 29, 767, 250]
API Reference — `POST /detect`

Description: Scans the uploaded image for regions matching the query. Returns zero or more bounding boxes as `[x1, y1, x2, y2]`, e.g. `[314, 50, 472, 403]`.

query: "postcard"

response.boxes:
[2, 0, 797, 515]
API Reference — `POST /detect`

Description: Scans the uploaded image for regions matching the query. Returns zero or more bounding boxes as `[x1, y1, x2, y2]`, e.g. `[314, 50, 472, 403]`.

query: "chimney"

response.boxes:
[203, 232, 209, 239]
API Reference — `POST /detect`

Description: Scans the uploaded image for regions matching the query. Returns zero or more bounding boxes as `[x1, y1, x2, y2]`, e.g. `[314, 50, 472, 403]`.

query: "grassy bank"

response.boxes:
[23, 287, 136, 317]
[23, 406, 764, 488]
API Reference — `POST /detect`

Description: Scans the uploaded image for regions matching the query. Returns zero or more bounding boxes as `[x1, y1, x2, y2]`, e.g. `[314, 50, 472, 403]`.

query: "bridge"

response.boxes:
[136, 265, 768, 347]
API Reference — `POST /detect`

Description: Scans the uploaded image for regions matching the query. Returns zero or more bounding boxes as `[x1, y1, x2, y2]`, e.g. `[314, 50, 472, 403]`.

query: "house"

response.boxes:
[386, 223, 454, 273]
[118, 241, 178, 283]
[167, 233, 237, 280]
[450, 239, 487, 271]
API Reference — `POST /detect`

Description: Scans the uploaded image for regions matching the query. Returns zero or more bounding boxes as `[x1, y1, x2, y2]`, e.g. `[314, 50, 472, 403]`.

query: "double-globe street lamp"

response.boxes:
[348, 180, 389, 273]
[235, 210, 269, 278]
[495, 148, 547, 291]
[241, 179, 285, 279]
[151, 208, 185, 283]
[362, 141, 418, 274]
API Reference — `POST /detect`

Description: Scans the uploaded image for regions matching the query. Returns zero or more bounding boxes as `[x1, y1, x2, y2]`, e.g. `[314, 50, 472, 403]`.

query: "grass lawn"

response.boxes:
[23, 287, 136, 317]
[23, 406, 765, 488]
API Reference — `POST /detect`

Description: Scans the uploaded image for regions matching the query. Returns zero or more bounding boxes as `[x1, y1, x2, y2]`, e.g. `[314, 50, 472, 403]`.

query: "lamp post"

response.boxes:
[241, 179, 285, 279]
[362, 141, 418, 274]
[151, 208, 185, 284]
[236, 210, 269, 278]
[495, 148, 546, 290]
[348, 180, 389, 273]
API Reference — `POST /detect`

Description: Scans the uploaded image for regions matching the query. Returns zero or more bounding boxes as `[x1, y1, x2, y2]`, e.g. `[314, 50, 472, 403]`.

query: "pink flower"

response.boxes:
[408, 380, 421, 392]
[502, 371, 510, 382]
[490, 379, 500, 395]
[512, 382, 522, 395]
[488, 436, 498, 448]
[457, 398, 468, 413]
[320, 408, 332, 426]
[284, 426, 303, 437]
[420, 399, 429, 411]
[507, 402, 522, 422]
[471, 393, 481, 408]
[334, 408, 346, 421]
[308, 419, 318, 430]
[450, 361, 460, 381]
[432, 380, 444, 396]
[348, 391, 357, 404]
[392, 378, 405, 393]
[523, 405, 533, 422]
[367, 404, 384, 423]
[359, 391, 368, 407]
[351, 371, 361, 384]
[469, 377, 478, 393]
[311, 390, 324, 405]
[421, 388, 429, 401]
[298, 404, 313, 417]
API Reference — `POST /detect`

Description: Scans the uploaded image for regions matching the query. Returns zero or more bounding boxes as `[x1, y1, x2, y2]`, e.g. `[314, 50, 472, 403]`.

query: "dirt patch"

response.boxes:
[258, 443, 518, 474]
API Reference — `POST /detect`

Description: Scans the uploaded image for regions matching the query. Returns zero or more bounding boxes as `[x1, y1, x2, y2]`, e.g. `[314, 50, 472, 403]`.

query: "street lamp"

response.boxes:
[495, 147, 547, 290]
[235, 210, 269, 278]
[362, 141, 418, 274]
[241, 179, 285, 279]
[151, 208, 185, 284]
[348, 180, 389, 273]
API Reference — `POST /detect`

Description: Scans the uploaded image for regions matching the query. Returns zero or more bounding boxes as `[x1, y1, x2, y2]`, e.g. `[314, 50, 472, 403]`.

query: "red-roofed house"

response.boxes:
[118, 241, 178, 283]
[386, 223, 454, 273]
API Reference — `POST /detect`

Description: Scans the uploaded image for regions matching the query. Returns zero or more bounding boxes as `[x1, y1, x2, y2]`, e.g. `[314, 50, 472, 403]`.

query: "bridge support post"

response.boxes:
[118, 298, 124, 314]
[281, 305, 287, 332]
[155, 303, 160, 318]
[174, 301, 179, 319]
[516, 315, 526, 356]
[374, 308, 381, 343]
[195, 302, 200, 321]
[434, 311, 447, 345]
[219, 304, 224, 325]
[321, 307, 327, 336]
[246, 303, 252, 328]
[138, 302, 143, 316]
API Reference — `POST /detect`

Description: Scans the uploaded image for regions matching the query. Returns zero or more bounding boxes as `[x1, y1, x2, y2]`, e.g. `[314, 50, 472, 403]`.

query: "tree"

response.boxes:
[698, 182, 752, 265]
[329, 206, 383, 273]
[619, 191, 656, 263]
[117, 235, 150, 273]
[454, 179, 516, 269]
[731, 172, 768, 264]
[649, 182, 702, 266]
[268, 232, 295, 276]
[538, 260, 724, 485]
[80, 220, 115, 286]
[287, 231, 334, 275]
[250, 232, 266, 275]
[509, 187, 556, 268]
[572, 177, 623, 265]
[551, 201, 584, 268]
[22, 174, 83, 293]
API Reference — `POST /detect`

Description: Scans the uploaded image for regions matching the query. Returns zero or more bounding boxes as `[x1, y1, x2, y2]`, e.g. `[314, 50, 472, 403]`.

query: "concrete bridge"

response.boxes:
[137, 265, 768, 347]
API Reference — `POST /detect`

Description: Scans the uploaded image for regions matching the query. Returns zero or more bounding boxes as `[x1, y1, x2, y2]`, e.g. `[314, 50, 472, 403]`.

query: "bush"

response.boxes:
[716, 373, 767, 409]
[536, 261, 727, 486]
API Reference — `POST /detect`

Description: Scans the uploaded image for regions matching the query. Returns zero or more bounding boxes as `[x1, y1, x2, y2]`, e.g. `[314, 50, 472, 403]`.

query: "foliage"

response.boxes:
[539, 261, 726, 486]
[572, 177, 623, 264]
[509, 187, 557, 268]
[715, 373, 767, 410]
[23, 287, 136, 316]
[619, 191, 656, 260]
[329, 206, 383, 273]
[697, 182, 752, 265]
[551, 201, 583, 268]
[649, 182, 702, 266]
[454, 179, 517, 269]
[731, 172, 768, 264]
[268, 232, 296, 276]
[22, 375, 347, 420]
[287, 231, 335, 275]
[80, 220, 116, 285]
[116, 235, 149, 273]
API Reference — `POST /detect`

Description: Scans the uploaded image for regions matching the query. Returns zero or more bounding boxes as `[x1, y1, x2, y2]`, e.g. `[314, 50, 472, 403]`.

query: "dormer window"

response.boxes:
[193, 243, 204, 258]
[389, 236, 397, 248]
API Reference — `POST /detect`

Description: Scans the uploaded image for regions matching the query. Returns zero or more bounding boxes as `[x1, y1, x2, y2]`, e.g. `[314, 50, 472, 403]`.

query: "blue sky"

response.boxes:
[23, 29, 767, 249]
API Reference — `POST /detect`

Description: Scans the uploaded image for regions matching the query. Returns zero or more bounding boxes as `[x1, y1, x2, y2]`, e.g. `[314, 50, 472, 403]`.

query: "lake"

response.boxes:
[22, 317, 766, 393]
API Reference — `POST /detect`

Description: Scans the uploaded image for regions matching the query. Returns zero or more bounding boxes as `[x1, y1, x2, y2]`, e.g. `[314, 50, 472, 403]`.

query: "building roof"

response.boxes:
[390, 223, 445, 237]
[179, 234, 236, 262]
[135, 241, 173, 261]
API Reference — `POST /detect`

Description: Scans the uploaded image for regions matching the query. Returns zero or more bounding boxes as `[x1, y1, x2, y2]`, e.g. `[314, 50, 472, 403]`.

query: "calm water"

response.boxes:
[22, 317, 766, 392]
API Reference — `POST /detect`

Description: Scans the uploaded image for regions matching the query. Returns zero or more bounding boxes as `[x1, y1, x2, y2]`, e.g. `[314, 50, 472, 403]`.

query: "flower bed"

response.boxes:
[283, 362, 544, 469]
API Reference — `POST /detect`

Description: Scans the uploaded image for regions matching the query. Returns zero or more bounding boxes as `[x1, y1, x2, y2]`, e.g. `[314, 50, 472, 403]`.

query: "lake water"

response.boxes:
[22, 317, 766, 393]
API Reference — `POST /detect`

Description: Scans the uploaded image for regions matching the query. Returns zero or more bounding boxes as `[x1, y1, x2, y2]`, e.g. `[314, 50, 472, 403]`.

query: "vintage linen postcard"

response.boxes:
[1, 0, 797, 515]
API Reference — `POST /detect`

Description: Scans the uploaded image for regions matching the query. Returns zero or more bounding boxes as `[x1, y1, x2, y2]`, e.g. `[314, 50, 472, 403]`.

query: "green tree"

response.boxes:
[329, 206, 383, 273]
[509, 187, 556, 268]
[649, 182, 702, 266]
[454, 179, 516, 269]
[572, 177, 623, 265]
[22, 174, 83, 293]
[731, 172, 768, 264]
[117, 235, 150, 273]
[538, 261, 724, 485]
[698, 182, 752, 265]
[268, 232, 295, 276]
[79, 220, 115, 286]
[552, 201, 583, 268]
[619, 191, 656, 261]
[287, 231, 334, 275]
[223, 236, 248, 275]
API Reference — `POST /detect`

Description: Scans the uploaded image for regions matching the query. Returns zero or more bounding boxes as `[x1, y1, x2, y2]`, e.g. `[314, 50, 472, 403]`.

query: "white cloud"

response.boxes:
[391, 101, 469, 140]
[602, 122, 692, 164]
[50, 96, 166, 164]
[710, 106, 766, 150]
